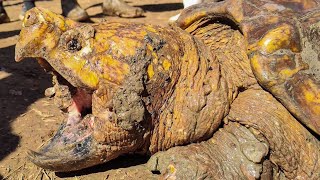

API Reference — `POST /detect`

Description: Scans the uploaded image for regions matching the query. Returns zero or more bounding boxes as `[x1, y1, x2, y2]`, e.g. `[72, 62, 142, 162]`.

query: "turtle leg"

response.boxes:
[147, 89, 320, 179]
[227, 89, 320, 179]
[147, 122, 269, 179]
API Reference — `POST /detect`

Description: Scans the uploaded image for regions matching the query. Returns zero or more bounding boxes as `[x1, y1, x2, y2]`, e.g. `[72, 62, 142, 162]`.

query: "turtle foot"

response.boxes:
[147, 122, 268, 179]
[102, 0, 144, 18]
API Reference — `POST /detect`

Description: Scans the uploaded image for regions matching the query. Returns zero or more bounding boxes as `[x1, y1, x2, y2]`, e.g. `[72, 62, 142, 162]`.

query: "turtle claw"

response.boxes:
[102, 0, 144, 18]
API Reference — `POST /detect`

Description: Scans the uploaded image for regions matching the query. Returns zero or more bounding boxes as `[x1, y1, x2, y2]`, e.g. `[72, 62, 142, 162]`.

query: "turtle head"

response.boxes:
[15, 7, 105, 90]
[15, 8, 184, 172]
[14, 8, 147, 171]
[15, 7, 77, 61]
[15, 6, 235, 172]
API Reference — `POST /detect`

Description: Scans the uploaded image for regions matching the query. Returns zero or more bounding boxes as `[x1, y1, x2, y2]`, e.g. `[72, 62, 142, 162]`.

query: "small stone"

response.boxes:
[45, 87, 55, 97]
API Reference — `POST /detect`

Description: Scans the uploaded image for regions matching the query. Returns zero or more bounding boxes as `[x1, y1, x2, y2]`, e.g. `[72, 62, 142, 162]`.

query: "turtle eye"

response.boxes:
[67, 38, 82, 51]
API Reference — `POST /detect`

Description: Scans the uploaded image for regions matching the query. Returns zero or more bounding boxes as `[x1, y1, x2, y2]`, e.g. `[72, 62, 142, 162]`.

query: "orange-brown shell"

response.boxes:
[177, 0, 320, 135]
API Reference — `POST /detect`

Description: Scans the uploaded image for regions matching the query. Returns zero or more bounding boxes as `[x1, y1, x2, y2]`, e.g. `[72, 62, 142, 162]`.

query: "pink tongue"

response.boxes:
[67, 89, 92, 126]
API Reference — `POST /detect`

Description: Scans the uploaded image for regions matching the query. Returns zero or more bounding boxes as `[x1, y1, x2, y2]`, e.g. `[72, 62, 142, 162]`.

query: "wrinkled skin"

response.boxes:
[16, 7, 226, 171]
[15, 0, 320, 179]
[179, 0, 320, 135]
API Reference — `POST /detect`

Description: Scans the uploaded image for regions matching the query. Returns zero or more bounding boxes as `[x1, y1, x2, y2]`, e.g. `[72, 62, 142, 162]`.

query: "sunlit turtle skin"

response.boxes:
[15, 0, 320, 179]
[180, 0, 320, 136]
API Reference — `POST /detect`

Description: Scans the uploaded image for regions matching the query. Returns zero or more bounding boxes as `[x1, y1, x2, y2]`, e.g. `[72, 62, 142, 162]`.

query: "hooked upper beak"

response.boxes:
[15, 7, 78, 63]
[15, 41, 26, 62]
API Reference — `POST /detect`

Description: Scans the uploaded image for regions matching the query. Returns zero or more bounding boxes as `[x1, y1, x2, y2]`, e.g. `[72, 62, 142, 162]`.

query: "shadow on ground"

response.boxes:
[85, 2, 103, 10]
[0, 30, 20, 39]
[85, 1, 183, 12]
[88, 2, 183, 19]
[56, 154, 150, 177]
[139, 2, 183, 12]
[0, 30, 52, 177]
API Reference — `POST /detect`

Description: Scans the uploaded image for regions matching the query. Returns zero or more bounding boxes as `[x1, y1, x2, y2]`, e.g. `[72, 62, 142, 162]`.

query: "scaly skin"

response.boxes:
[15, 7, 230, 171]
[149, 89, 320, 179]
[177, 0, 320, 135]
[15, 7, 175, 171]
[14, 0, 320, 178]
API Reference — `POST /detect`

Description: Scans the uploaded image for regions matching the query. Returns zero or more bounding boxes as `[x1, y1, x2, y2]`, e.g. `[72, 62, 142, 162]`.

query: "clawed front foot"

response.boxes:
[147, 89, 320, 179]
[147, 122, 269, 179]
[102, 0, 144, 18]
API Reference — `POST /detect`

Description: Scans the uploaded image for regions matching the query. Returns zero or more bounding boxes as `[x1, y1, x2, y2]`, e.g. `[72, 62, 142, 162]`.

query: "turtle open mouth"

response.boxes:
[27, 58, 100, 171]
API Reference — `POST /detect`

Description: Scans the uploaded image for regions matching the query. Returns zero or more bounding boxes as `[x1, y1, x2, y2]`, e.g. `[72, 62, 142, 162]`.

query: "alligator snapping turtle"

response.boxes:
[15, 0, 320, 178]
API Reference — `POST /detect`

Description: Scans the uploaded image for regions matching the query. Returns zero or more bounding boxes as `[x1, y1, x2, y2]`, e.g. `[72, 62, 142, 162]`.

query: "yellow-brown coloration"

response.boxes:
[147, 64, 155, 79]
[248, 20, 319, 134]
[49, 49, 100, 88]
[110, 36, 142, 57]
[14, 1, 320, 177]
[168, 164, 176, 174]
[162, 59, 171, 71]
[299, 79, 320, 120]
[98, 55, 130, 84]
[256, 24, 300, 54]
[303, 81, 320, 104]
[227, 89, 320, 179]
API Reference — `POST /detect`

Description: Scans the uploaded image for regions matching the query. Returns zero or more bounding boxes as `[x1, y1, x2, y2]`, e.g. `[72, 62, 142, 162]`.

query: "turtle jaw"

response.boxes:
[27, 114, 121, 172]
[25, 72, 145, 171]
[17, 49, 145, 172]
[27, 113, 145, 172]
[28, 133, 98, 172]
[27, 109, 100, 172]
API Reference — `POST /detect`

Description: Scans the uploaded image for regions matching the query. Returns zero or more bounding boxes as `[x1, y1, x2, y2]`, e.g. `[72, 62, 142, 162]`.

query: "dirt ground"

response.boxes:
[0, 0, 183, 179]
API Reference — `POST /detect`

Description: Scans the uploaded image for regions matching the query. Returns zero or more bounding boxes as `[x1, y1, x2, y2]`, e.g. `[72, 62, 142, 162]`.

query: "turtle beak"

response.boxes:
[15, 7, 75, 63]
[27, 112, 145, 172]
[27, 115, 101, 172]
[15, 8, 47, 62]
[28, 137, 97, 172]
[15, 40, 27, 62]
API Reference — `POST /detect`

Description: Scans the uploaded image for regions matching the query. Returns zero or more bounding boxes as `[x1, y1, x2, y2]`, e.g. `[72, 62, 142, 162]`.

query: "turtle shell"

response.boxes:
[177, 0, 320, 135]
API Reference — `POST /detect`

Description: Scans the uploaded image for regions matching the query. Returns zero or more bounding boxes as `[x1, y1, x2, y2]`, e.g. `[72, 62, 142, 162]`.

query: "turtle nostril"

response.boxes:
[23, 12, 39, 27]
